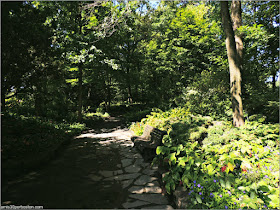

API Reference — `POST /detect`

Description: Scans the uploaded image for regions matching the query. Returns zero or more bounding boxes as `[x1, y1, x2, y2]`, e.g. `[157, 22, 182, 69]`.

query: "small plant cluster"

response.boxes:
[2, 113, 87, 161]
[131, 108, 279, 209]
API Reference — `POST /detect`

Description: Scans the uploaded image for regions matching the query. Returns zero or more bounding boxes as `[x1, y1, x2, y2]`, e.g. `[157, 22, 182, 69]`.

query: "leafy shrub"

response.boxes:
[131, 108, 279, 209]
[123, 109, 152, 122]
[85, 111, 110, 118]
[130, 107, 204, 134]
[176, 86, 232, 121]
[2, 113, 87, 161]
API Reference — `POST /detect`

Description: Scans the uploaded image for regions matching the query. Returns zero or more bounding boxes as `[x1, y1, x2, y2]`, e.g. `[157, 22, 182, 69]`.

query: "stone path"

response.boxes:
[2, 117, 174, 209]
[76, 128, 174, 209]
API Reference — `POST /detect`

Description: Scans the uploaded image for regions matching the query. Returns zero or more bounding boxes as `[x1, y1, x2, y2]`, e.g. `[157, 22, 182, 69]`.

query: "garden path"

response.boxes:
[2, 117, 174, 209]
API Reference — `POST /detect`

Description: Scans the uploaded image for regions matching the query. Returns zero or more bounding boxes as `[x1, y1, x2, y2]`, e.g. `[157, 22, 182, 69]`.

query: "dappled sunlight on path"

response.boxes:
[2, 117, 173, 209]
[76, 128, 134, 141]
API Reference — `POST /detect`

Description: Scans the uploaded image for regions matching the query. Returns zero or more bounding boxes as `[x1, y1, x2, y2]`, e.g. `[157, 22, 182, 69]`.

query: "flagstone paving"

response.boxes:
[2, 117, 174, 209]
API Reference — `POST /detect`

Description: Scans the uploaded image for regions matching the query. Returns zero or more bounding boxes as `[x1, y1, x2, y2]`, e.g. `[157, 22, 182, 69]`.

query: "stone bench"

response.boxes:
[131, 125, 167, 161]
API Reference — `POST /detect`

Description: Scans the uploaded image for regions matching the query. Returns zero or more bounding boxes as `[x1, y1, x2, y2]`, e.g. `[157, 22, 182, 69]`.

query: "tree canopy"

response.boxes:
[2, 0, 279, 124]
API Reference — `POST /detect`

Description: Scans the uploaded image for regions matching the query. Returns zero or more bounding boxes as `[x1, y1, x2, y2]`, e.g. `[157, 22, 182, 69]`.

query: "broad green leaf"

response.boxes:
[250, 183, 258, 192]
[65, 78, 78, 85]
[169, 152, 177, 165]
[195, 194, 202, 204]
[178, 158, 186, 167]
[219, 154, 228, 161]
[156, 146, 165, 155]
[257, 180, 267, 186]
[219, 146, 228, 154]
[207, 164, 215, 175]
[240, 147, 246, 154]
[268, 194, 280, 208]
[241, 160, 252, 169]
[250, 191, 256, 199]
[226, 180, 231, 189]
[68, 67, 78, 72]
[182, 175, 189, 186]
[228, 162, 235, 171]
[165, 183, 171, 194]
[238, 186, 246, 191]
[220, 179, 225, 188]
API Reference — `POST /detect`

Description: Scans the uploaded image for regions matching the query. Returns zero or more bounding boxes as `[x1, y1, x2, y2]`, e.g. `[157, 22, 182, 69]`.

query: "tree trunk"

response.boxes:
[1, 90, 6, 112]
[87, 87, 91, 99]
[77, 63, 83, 122]
[77, 10, 83, 122]
[108, 76, 112, 108]
[272, 71, 276, 92]
[35, 93, 43, 116]
[34, 85, 44, 117]
[126, 67, 133, 104]
[221, 1, 245, 127]
[231, 0, 243, 68]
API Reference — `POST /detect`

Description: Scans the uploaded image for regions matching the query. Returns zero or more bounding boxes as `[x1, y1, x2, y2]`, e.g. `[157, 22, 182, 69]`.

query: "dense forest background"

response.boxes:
[1, 1, 279, 209]
[2, 0, 279, 123]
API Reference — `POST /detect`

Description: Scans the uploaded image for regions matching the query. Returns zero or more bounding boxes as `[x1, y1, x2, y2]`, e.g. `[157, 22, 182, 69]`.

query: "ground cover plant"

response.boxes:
[1, 111, 107, 180]
[130, 108, 279, 209]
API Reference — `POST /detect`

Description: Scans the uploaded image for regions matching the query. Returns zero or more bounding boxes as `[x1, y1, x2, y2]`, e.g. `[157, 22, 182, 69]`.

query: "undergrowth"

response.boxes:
[130, 107, 279, 209]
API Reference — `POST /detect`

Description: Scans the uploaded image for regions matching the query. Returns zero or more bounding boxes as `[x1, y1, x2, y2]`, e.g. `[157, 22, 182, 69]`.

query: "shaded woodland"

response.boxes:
[2, 1, 279, 123]
[1, 1, 279, 209]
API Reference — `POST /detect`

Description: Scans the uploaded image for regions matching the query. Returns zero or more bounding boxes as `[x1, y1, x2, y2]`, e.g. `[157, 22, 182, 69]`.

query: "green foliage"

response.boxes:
[130, 107, 193, 135]
[1, 2, 279, 208]
[1, 113, 87, 162]
[84, 111, 110, 119]
[132, 108, 279, 209]
[2, 1, 278, 124]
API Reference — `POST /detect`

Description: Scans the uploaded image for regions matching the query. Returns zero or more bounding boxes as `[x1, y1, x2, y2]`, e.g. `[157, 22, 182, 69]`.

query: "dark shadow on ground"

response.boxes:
[1, 117, 132, 209]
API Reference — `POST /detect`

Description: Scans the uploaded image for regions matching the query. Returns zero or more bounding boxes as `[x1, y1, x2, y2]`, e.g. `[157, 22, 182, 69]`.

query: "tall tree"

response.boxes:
[221, 1, 245, 127]
[231, 0, 243, 69]
[1, 2, 54, 113]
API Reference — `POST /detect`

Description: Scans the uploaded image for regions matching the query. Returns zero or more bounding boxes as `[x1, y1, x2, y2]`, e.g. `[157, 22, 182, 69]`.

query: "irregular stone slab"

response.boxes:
[142, 168, 157, 176]
[135, 175, 157, 185]
[103, 185, 111, 188]
[120, 147, 130, 151]
[117, 139, 126, 143]
[151, 165, 158, 170]
[122, 143, 134, 147]
[116, 164, 122, 168]
[99, 170, 114, 177]
[145, 186, 162, 194]
[110, 144, 119, 149]
[99, 140, 114, 146]
[88, 174, 102, 181]
[146, 181, 160, 187]
[121, 159, 133, 167]
[125, 165, 141, 173]
[122, 153, 134, 158]
[104, 173, 140, 181]
[174, 186, 189, 209]
[103, 176, 116, 181]
[129, 194, 168, 205]
[128, 186, 145, 194]
[132, 153, 142, 158]
[122, 200, 150, 209]
[113, 170, 123, 175]
[134, 158, 144, 165]
[141, 163, 150, 168]
[80, 154, 97, 159]
[130, 148, 138, 153]
[144, 205, 174, 209]
[116, 173, 141, 181]
[122, 179, 134, 188]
